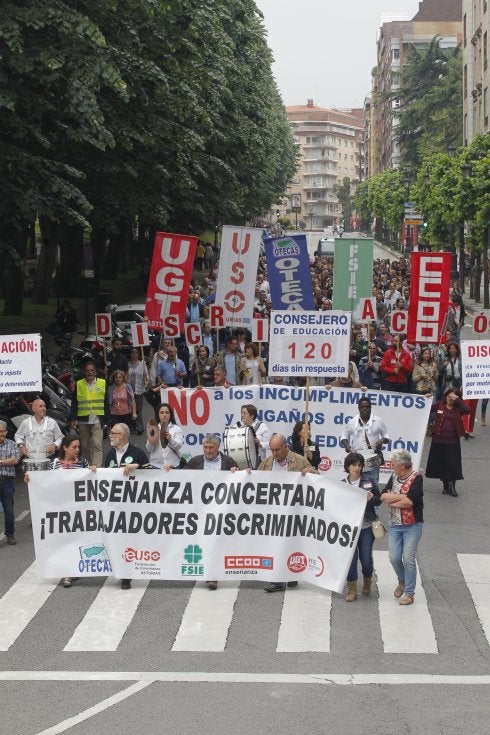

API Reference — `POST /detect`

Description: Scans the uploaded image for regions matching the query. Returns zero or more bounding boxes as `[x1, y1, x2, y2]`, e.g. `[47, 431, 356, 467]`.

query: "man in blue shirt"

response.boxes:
[156, 345, 187, 388]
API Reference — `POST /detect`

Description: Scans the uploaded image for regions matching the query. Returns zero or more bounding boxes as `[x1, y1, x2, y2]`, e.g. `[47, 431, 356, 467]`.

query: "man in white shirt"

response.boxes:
[340, 397, 389, 483]
[15, 398, 63, 459]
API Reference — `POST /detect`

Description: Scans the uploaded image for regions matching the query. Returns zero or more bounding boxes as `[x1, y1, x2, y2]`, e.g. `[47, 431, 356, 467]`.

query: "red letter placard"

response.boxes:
[95, 313, 112, 338]
[407, 253, 451, 343]
[144, 232, 198, 332]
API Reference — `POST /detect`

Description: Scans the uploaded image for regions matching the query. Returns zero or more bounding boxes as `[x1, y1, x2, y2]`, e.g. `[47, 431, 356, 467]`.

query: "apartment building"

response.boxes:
[285, 101, 364, 229]
[371, 0, 462, 173]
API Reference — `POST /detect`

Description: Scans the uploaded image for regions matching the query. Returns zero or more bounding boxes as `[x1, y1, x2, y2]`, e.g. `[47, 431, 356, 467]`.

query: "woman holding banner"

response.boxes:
[33, 435, 96, 589]
[425, 388, 470, 497]
[146, 403, 185, 469]
[240, 343, 266, 385]
[190, 345, 216, 387]
[342, 452, 381, 601]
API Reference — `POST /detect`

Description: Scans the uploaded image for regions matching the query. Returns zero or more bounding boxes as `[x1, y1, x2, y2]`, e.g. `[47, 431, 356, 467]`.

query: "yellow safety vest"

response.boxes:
[76, 378, 106, 416]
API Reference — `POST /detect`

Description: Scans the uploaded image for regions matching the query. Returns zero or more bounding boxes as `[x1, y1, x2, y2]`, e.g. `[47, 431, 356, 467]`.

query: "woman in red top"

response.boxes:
[380, 334, 413, 392]
[425, 388, 470, 497]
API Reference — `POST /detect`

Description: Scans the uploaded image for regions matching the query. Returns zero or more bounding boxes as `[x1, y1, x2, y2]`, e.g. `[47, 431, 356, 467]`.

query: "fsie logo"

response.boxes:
[78, 544, 112, 574]
[224, 555, 273, 570]
[123, 548, 161, 563]
[181, 544, 204, 576]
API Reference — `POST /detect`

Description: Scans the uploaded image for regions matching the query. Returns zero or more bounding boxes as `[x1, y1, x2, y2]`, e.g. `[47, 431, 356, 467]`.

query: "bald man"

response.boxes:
[258, 434, 318, 593]
[15, 398, 63, 458]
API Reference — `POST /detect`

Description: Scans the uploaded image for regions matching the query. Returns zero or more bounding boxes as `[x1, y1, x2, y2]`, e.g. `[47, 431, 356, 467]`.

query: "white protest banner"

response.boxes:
[252, 318, 269, 343]
[28, 468, 366, 593]
[461, 340, 490, 399]
[95, 313, 112, 338]
[268, 310, 351, 377]
[215, 226, 262, 328]
[130, 321, 150, 347]
[0, 333, 42, 393]
[161, 385, 431, 481]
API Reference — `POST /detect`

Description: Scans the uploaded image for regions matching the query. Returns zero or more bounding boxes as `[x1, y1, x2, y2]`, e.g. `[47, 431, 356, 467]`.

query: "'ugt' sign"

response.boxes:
[144, 232, 197, 334]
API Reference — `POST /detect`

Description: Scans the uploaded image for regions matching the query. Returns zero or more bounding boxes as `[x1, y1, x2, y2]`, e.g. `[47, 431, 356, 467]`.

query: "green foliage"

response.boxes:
[0, 0, 297, 313]
[386, 38, 463, 169]
[333, 177, 354, 227]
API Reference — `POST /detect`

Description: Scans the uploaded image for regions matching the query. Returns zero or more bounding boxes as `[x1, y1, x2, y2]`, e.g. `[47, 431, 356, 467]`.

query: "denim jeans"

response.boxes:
[0, 477, 15, 537]
[347, 526, 375, 581]
[388, 522, 423, 596]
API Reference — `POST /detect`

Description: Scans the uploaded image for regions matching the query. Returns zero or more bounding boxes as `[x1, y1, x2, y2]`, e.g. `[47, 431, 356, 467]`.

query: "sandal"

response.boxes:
[394, 582, 405, 598]
[399, 593, 414, 606]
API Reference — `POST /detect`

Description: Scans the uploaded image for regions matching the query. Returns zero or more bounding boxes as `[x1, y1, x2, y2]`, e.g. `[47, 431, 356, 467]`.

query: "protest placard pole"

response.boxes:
[302, 377, 310, 458]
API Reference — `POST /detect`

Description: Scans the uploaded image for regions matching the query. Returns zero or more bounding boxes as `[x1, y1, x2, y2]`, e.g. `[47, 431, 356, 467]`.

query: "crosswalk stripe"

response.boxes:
[64, 579, 149, 652]
[0, 509, 31, 543]
[172, 581, 239, 651]
[374, 550, 438, 654]
[0, 563, 58, 651]
[276, 584, 331, 652]
[457, 554, 490, 646]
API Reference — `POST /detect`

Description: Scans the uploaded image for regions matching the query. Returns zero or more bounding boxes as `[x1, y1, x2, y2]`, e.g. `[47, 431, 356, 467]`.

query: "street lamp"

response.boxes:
[290, 193, 302, 231]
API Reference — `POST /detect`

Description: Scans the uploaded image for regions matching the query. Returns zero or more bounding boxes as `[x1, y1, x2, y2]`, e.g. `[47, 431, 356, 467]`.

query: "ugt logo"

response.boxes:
[181, 544, 204, 576]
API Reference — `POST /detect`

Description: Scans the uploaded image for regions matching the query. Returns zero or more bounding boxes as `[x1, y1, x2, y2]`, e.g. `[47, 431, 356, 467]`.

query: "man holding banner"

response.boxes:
[259, 434, 318, 593]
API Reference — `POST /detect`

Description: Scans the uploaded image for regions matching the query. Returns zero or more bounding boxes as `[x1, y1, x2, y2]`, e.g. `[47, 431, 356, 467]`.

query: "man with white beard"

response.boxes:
[103, 423, 149, 590]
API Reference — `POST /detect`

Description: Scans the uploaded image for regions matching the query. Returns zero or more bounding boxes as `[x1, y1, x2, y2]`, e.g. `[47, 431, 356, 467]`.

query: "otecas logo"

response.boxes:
[123, 547, 161, 563]
[319, 456, 332, 472]
[287, 552, 307, 573]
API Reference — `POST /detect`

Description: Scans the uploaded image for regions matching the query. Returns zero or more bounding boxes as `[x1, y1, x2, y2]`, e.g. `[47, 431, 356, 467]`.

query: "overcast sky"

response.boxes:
[255, 0, 422, 109]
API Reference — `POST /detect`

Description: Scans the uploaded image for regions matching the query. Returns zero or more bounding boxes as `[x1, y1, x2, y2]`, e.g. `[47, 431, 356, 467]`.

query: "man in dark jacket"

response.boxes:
[103, 422, 149, 590]
[186, 433, 238, 590]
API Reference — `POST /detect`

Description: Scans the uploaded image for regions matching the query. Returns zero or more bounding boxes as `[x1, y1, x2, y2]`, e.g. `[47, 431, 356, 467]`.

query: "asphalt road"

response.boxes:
[1, 393, 490, 735]
[1, 238, 490, 734]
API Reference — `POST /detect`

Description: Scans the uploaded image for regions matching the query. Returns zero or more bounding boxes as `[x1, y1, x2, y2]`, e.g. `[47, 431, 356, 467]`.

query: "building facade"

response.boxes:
[285, 101, 364, 229]
[371, 0, 462, 173]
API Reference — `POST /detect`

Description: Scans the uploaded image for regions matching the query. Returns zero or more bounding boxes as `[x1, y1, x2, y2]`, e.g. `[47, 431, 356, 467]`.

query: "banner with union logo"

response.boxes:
[264, 233, 314, 311]
[215, 226, 262, 327]
[29, 468, 366, 593]
[144, 232, 198, 332]
[407, 252, 452, 343]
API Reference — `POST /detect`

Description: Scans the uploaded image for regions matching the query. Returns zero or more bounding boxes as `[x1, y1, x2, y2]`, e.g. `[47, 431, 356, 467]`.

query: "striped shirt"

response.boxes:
[0, 439, 20, 477]
[49, 458, 89, 470]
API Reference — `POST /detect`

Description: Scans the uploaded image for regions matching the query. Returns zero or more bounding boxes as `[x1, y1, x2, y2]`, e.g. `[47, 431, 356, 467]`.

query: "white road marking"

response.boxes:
[458, 554, 490, 646]
[2, 671, 490, 685]
[33, 681, 152, 735]
[0, 509, 31, 542]
[276, 583, 331, 652]
[172, 581, 239, 651]
[64, 579, 149, 651]
[374, 550, 438, 653]
[0, 562, 58, 651]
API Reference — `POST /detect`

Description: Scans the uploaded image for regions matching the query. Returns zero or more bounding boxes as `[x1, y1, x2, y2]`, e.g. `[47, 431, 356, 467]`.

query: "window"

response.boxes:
[484, 32, 488, 69]
[464, 13, 467, 46]
[464, 64, 468, 98]
[393, 48, 400, 59]
[484, 87, 488, 126]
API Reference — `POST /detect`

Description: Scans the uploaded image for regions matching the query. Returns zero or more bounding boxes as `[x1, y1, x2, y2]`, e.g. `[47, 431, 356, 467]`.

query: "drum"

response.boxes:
[223, 426, 257, 470]
[358, 450, 380, 470]
[22, 458, 51, 472]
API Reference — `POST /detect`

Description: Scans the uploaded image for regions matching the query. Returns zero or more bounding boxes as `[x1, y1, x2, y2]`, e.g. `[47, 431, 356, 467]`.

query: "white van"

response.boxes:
[315, 237, 335, 257]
